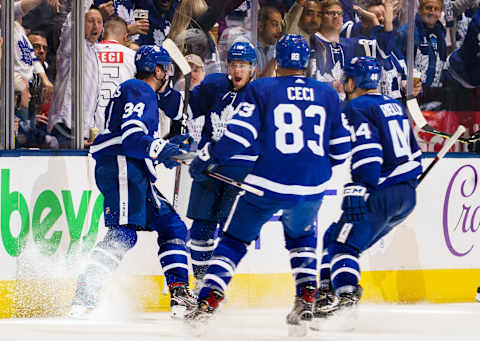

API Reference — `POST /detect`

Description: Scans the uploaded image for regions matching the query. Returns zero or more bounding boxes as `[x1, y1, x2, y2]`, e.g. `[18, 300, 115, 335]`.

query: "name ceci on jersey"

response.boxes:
[287, 87, 315, 101]
[98, 51, 124, 63]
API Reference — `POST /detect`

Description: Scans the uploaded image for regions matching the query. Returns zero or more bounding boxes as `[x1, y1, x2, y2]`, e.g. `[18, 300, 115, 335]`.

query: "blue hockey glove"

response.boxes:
[341, 183, 368, 223]
[169, 133, 192, 152]
[189, 143, 216, 182]
[149, 138, 182, 169]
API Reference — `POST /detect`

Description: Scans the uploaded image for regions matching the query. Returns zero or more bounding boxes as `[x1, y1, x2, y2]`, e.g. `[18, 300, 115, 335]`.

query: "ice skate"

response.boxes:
[185, 289, 224, 322]
[169, 283, 197, 319]
[286, 286, 316, 337]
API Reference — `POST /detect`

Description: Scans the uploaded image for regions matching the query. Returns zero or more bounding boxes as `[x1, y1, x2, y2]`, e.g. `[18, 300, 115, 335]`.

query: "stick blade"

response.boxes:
[406, 97, 428, 128]
[162, 38, 192, 75]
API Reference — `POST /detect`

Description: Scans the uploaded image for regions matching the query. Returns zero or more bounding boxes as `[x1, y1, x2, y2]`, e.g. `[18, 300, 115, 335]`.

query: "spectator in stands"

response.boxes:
[174, 54, 206, 91]
[27, 31, 53, 133]
[96, 16, 136, 132]
[134, 0, 179, 46]
[285, 0, 322, 42]
[48, 2, 103, 148]
[395, 0, 447, 88]
[309, 0, 393, 99]
[256, 5, 283, 78]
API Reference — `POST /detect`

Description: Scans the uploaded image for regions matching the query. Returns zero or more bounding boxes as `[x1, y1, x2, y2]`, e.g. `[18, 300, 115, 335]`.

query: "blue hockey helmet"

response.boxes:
[343, 56, 382, 89]
[275, 34, 310, 70]
[227, 41, 257, 65]
[135, 45, 172, 73]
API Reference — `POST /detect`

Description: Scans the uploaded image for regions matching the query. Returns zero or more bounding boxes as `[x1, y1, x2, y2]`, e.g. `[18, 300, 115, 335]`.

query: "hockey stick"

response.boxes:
[171, 156, 265, 196]
[406, 96, 471, 144]
[417, 125, 466, 185]
[162, 38, 192, 210]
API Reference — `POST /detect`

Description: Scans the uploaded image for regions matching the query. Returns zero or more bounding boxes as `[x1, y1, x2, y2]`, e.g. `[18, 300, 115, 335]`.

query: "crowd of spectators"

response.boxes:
[1, 0, 479, 150]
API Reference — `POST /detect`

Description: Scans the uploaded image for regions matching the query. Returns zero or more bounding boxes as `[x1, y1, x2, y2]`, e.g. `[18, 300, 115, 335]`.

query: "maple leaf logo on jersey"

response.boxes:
[18, 37, 33, 66]
[153, 29, 166, 47]
[211, 104, 235, 141]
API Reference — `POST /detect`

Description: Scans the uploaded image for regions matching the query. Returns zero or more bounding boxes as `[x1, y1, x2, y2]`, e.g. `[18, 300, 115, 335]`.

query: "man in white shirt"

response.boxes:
[96, 16, 136, 132]
[48, 1, 103, 148]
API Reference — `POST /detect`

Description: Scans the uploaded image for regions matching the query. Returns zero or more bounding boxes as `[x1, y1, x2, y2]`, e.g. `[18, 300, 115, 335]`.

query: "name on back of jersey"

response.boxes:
[287, 86, 315, 101]
[380, 102, 403, 117]
[98, 51, 124, 63]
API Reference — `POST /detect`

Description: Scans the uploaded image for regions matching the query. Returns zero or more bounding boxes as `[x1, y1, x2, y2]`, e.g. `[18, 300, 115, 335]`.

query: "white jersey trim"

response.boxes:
[378, 160, 421, 185]
[352, 156, 383, 170]
[230, 154, 258, 161]
[117, 155, 128, 225]
[351, 143, 382, 156]
[89, 136, 122, 153]
[228, 119, 258, 139]
[121, 119, 148, 134]
[224, 130, 251, 148]
[330, 136, 351, 145]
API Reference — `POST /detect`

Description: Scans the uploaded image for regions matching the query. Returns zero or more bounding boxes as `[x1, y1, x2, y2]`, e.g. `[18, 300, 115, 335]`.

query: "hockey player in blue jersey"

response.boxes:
[158, 41, 258, 285]
[68, 45, 196, 318]
[183, 35, 351, 331]
[314, 57, 422, 320]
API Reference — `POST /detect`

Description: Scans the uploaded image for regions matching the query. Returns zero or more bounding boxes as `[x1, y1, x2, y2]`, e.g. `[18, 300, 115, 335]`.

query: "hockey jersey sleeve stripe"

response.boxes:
[89, 136, 122, 153]
[329, 136, 351, 145]
[352, 156, 383, 170]
[121, 119, 148, 133]
[162, 263, 189, 272]
[245, 174, 327, 195]
[329, 152, 351, 160]
[228, 119, 258, 139]
[122, 127, 144, 141]
[223, 130, 251, 148]
[378, 160, 422, 185]
[230, 154, 259, 161]
[351, 143, 383, 156]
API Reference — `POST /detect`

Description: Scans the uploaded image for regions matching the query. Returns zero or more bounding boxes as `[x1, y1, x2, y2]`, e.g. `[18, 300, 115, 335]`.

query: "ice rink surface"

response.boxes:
[0, 303, 478, 341]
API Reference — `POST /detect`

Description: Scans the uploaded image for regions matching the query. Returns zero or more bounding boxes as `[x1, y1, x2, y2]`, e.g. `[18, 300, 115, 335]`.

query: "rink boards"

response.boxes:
[0, 151, 479, 317]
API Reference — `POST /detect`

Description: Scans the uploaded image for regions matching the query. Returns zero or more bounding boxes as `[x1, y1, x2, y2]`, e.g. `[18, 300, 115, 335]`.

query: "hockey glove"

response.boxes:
[341, 183, 368, 223]
[169, 133, 192, 152]
[149, 138, 182, 169]
[468, 130, 480, 154]
[189, 143, 216, 182]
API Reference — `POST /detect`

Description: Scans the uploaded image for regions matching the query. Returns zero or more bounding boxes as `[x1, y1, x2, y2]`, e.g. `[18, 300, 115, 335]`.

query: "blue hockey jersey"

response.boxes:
[308, 27, 393, 85]
[134, 0, 178, 46]
[209, 76, 351, 200]
[159, 73, 258, 167]
[90, 79, 165, 181]
[343, 93, 422, 189]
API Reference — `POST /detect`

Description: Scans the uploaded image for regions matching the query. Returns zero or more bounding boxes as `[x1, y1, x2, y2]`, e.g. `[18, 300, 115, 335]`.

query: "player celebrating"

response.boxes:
[158, 41, 258, 285]
[314, 57, 422, 320]
[68, 45, 195, 319]
[184, 34, 351, 333]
